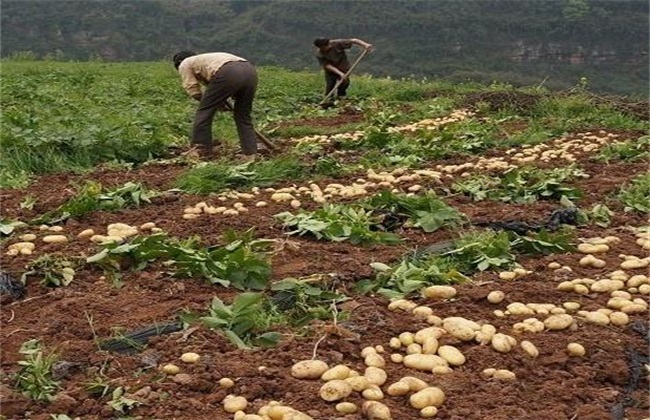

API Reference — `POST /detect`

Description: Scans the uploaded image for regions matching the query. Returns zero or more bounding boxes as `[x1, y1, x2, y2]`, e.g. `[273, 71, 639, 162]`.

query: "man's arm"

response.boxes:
[349, 38, 373, 51]
[324, 63, 346, 79]
[178, 65, 203, 100]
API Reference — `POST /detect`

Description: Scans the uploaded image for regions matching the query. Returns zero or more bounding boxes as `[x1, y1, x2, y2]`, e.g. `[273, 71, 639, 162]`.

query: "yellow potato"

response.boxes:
[437, 345, 466, 366]
[420, 406, 439, 418]
[345, 375, 370, 392]
[401, 376, 429, 391]
[404, 354, 448, 371]
[387, 381, 410, 396]
[361, 384, 385, 400]
[321, 365, 351, 381]
[180, 352, 200, 363]
[422, 285, 457, 300]
[365, 353, 386, 368]
[543, 314, 574, 330]
[567, 342, 586, 357]
[219, 378, 235, 388]
[223, 395, 248, 413]
[410, 387, 445, 409]
[362, 401, 392, 420]
[487, 290, 505, 304]
[335, 402, 357, 414]
[364, 367, 387, 386]
[161, 364, 180, 374]
[520, 341, 539, 358]
[491, 333, 513, 353]
[291, 360, 328, 379]
[42, 234, 68, 244]
[493, 369, 516, 380]
[319, 379, 352, 401]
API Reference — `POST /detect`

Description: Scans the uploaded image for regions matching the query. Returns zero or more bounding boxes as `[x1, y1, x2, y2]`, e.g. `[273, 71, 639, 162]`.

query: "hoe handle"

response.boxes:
[321, 48, 370, 104]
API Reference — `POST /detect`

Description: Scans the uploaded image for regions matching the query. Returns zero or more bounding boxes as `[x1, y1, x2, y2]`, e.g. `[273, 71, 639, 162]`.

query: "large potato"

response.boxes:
[321, 365, 351, 381]
[362, 401, 392, 420]
[404, 354, 448, 371]
[491, 333, 513, 353]
[543, 314, 574, 330]
[223, 395, 248, 413]
[365, 367, 388, 386]
[437, 345, 466, 366]
[319, 380, 352, 401]
[422, 285, 457, 300]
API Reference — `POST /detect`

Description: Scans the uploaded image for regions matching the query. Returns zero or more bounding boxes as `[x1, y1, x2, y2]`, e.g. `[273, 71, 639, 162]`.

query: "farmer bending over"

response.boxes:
[173, 51, 258, 161]
[314, 37, 372, 105]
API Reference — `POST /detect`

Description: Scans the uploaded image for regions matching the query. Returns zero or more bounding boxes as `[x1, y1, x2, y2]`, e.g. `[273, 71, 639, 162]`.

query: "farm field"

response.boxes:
[1, 61, 649, 420]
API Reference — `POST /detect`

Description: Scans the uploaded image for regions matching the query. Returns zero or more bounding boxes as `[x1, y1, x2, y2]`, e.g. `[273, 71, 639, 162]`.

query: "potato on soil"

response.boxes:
[266, 406, 314, 420]
[336, 402, 357, 414]
[567, 342, 586, 357]
[491, 333, 513, 353]
[410, 387, 445, 409]
[362, 384, 385, 400]
[161, 363, 180, 374]
[321, 364, 351, 381]
[422, 285, 457, 300]
[520, 341, 539, 358]
[219, 377, 235, 388]
[291, 360, 328, 379]
[223, 395, 248, 413]
[404, 354, 449, 371]
[362, 401, 392, 420]
[420, 406, 439, 418]
[319, 379, 352, 401]
[437, 345, 466, 366]
[42, 234, 68, 244]
[543, 314, 574, 330]
[365, 366, 388, 386]
[180, 352, 200, 363]
[387, 381, 410, 396]
[492, 369, 516, 380]
[487, 290, 505, 304]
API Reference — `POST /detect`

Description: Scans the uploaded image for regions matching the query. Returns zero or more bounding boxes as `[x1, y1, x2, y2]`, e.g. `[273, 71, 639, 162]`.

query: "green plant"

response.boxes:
[452, 165, 586, 203]
[510, 228, 575, 255]
[617, 173, 650, 214]
[87, 230, 273, 290]
[366, 190, 466, 232]
[34, 181, 156, 224]
[596, 135, 650, 163]
[175, 156, 306, 194]
[14, 339, 59, 402]
[106, 386, 140, 414]
[583, 204, 615, 227]
[0, 219, 26, 237]
[275, 204, 401, 245]
[21, 255, 77, 287]
[270, 276, 347, 326]
[195, 293, 282, 349]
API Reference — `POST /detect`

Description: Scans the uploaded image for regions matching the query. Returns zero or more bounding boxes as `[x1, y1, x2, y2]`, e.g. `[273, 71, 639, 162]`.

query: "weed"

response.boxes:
[0, 219, 26, 237]
[270, 276, 347, 326]
[596, 135, 650, 163]
[14, 339, 59, 402]
[106, 386, 140, 414]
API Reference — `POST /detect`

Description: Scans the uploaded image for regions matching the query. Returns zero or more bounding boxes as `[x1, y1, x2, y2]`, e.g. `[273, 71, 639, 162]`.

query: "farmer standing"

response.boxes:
[313, 37, 372, 105]
[173, 51, 259, 161]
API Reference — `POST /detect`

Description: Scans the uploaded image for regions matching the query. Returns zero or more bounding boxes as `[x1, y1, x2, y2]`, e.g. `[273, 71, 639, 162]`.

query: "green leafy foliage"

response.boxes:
[270, 277, 347, 326]
[366, 190, 466, 232]
[86, 230, 272, 290]
[275, 204, 401, 245]
[0, 219, 27, 237]
[14, 339, 59, 402]
[107, 386, 140, 414]
[21, 255, 78, 287]
[617, 173, 650, 214]
[582, 204, 615, 227]
[596, 135, 650, 163]
[510, 229, 576, 255]
[452, 165, 586, 203]
[197, 293, 282, 349]
[34, 181, 156, 224]
[175, 156, 306, 194]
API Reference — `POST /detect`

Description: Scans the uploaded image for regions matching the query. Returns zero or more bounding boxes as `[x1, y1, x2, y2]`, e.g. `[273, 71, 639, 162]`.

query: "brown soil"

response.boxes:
[1, 126, 648, 420]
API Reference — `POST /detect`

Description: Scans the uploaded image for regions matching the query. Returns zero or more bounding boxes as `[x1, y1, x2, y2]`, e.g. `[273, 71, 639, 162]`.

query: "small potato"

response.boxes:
[420, 406, 438, 418]
[422, 285, 457, 300]
[387, 381, 410, 396]
[404, 354, 448, 371]
[291, 360, 328, 379]
[362, 401, 392, 420]
[410, 387, 445, 409]
[543, 314, 574, 330]
[389, 337, 401, 349]
[365, 353, 386, 368]
[487, 291, 505, 304]
[336, 402, 358, 414]
[321, 365, 351, 381]
[499, 271, 517, 281]
[42, 234, 68, 244]
[362, 384, 385, 401]
[365, 367, 388, 386]
[413, 306, 434, 319]
[361, 346, 378, 358]
[406, 343, 423, 355]
[584, 311, 610, 326]
[219, 377, 235, 388]
[401, 376, 428, 392]
[20, 233, 37, 241]
[180, 352, 200, 363]
[437, 345, 465, 366]
[493, 369, 516, 380]
[520, 341, 539, 358]
[563, 302, 581, 311]
[320, 379, 352, 401]
[390, 353, 404, 363]
[609, 311, 629, 326]
[491, 333, 513, 353]
[223, 395, 248, 413]
[421, 337, 439, 355]
[161, 364, 180, 374]
[567, 342, 586, 357]
[399, 332, 415, 346]
[414, 327, 445, 343]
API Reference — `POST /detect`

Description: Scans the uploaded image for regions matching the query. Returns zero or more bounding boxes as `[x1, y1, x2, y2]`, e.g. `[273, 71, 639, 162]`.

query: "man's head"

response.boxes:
[172, 51, 197, 69]
[313, 38, 330, 49]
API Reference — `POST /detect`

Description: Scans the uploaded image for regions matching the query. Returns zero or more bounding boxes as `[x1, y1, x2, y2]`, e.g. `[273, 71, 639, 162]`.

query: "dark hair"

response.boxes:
[172, 51, 197, 69]
[313, 38, 330, 48]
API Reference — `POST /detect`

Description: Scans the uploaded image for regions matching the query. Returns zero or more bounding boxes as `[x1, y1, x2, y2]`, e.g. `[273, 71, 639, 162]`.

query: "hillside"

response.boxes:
[1, 0, 648, 96]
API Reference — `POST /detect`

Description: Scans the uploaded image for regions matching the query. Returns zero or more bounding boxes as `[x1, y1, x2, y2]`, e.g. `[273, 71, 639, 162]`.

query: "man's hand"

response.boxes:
[365, 43, 374, 52]
[216, 102, 231, 112]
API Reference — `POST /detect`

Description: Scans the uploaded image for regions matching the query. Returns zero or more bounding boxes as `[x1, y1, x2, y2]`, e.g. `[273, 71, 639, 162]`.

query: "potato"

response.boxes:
[387, 381, 410, 396]
[404, 354, 448, 371]
[543, 314, 574, 330]
[421, 337, 439, 355]
[42, 234, 68, 244]
[415, 327, 445, 343]
[444, 324, 475, 341]
[491, 333, 513, 353]
[578, 243, 609, 254]
[321, 365, 351, 381]
[548, 262, 561, 269]
[584, 311, 610, 326]
[499, 271, 517, 281]
[579, 255, 606, 268]
[609, 311, 629, 326]
[420, 406, 439, 418]
[266, 406, 313, 420]
[180, 352, 200, 363]
[361, 346, 378, 358]
[389, 337, 401, 349]
[563, 301, 581, 311]
[401, 376, 428, 392]
[621, 304, 646, 314]
[567, 342, 586, 357]
[161, 363, 180, 374]
[481, 368, 496, 379]
[410, 387, 445, 409]
[422, 285, 457, 300]
[291, 360, 328, 379]
[345, 375, 370, 392]
[406, 343, 423, 355]
[365, 367, 388, 386]
[573, 284, 590, 295]
[219, 377, 235, 388]
[493, 369, 516, 380]
[520, 340, 539, 358]
[426, 315, 443, 326]
[437, 345, 465, 366]
[388, 299, 418, 312]
[320, 379, 352, 401]
[390, 353, 403, 363]
[335, 402, 357, 414]
[638, 284, 650, 294]
[413, 306, 434, 319]
[487, 291, 505, 304]
[365, 353, 386, 368]
[362, 401, 392, 420]
[399, 331, 416, 346]
[362, 384, 385, 400]
[223, 395, 248, 413]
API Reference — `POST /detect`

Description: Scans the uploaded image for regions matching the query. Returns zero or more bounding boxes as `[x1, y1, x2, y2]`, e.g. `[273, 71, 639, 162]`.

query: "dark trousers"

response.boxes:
[192, 61, 258, 155]
[325, 70, 349, 98]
